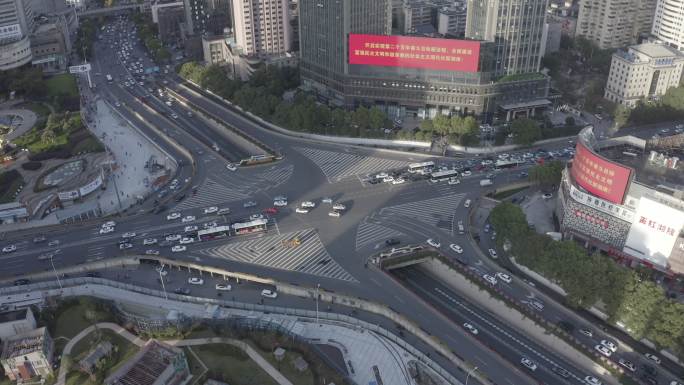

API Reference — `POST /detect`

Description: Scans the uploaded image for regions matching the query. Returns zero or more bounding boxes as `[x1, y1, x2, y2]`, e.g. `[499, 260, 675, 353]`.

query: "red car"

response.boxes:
[263, 207, 278, 215]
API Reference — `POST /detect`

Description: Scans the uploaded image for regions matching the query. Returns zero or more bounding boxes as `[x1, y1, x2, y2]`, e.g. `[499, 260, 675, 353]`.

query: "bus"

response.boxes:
[105, 74, 113, 83]
[407, 161, 435, 174]
[494, 159, 520, 170]
[232, 218, 268, 235]
[197, 225, 231, 241]
[430, 169, 460, 183]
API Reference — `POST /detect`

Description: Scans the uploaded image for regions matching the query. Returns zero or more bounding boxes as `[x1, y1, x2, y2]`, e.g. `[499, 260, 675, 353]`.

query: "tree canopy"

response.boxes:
[511, 118, 542, 145]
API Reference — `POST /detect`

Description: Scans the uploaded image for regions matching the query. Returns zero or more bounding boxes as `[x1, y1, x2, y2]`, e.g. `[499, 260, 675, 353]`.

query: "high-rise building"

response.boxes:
[232, 0, 292, 56]
[465, 0, 547, 77]
[0, 0, 33, 70]
[576, 0, 656, 49]
[437, 4, 467, 38]
[299, 0, 391, 100]
[184, 0, 231, 36]
[652, 0, 684, 51]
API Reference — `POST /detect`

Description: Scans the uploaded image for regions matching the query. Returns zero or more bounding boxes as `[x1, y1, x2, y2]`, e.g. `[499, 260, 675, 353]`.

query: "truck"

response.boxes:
[480, 179, 493, 187]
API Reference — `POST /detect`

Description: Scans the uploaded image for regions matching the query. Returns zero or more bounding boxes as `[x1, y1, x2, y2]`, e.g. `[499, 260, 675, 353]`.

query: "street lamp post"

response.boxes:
[49, 254, 62, 289]
[159, 265, 168, 300]
[465, 366, 478, 385]
[315, 284, 320, 325]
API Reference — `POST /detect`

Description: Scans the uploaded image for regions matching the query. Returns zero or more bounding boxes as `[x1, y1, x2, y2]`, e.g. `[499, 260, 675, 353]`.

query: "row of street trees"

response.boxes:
[490, 202, 684, 358]
[179, 63, 393, 137]
[132, 12, 170, 62]
[417, 114, 479, 146]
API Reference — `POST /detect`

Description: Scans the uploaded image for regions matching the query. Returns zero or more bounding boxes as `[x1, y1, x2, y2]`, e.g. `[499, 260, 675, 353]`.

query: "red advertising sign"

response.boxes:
[349, 34, 480, 72]
[571, 141, 632, 204]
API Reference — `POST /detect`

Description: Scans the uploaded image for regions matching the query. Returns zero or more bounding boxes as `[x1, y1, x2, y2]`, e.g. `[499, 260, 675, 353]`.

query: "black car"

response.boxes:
[641, 375, 658, 385]
[368, 178, 381, 185]
[642, 364, 657, 376]
[153, 205, 167, 214]
[552, 366, 570, 378]
[13, 279, 30, 286]
[33, 235, 46, 243]
[385, 238, 400, 246]
[174, 287, 190, 295]
[174, 194, 186, 202]
[86, 272, 102, 278]
[118, 238, 131, 245]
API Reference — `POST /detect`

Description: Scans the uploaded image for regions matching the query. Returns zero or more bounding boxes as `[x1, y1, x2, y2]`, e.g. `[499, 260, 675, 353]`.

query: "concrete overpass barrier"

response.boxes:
[0, 255, 481, 385]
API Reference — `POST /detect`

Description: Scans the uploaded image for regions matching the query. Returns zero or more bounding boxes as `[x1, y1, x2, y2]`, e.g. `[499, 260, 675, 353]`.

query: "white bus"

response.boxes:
[430, 169, 460, 183]
[232, 218, 268, 235]
[197, 225, 231, 242]
[105, 74, 113, 83]
[408, 161, 435, 174]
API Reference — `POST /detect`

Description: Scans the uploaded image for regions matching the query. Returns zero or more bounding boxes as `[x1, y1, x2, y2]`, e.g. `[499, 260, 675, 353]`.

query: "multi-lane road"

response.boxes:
[2, 15, 683, 385]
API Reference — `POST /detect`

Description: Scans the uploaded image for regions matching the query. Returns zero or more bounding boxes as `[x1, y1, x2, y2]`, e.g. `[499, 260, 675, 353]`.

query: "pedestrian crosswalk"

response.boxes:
[379, 194, 466, 231]
[355, 221, 405, 251]
[196, 228, 357, 282]
[294, 147, 410, 182]
[175, 178, 250, 210]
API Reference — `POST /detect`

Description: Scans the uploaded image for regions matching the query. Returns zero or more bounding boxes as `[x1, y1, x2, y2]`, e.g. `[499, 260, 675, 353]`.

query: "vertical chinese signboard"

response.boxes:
[348, 34, 480, 72]
[623, 198, 684, 268]
[570, 141, 633, 204]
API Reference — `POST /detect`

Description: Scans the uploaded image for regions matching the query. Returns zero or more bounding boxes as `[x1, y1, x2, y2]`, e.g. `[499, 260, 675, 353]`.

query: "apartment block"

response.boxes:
[576, 0, 657, 49]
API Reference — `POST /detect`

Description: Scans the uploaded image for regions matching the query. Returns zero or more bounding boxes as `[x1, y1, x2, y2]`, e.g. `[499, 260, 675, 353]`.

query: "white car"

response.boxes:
[392, 178, 406, 185]
[295, 207, 310, 214]
[618, 358, 636, 372]
[261, 289, 278, 298]
[579, 328, 593, 337]
[226, 163, 237, 171]
[171, 113, 179, 119]
[520, 357, 537, 371]
[179, 237, 195, 245]
[594, 344, 612, 357]
[528, 300, 544, 311]
[464, 199, 471, 208]
[463, 323, 478, 335]
[2, 245, 17, 253]
[166, 234, 181, 241]
[448, 178, 460, 185]
[332, 203, 346, 211]
[644, 353, 661, 364]
[321, 197, 333, 204]
[143, 238, 158, 245]
[122, 232, 137, 238]
[145, 249, 160, 255]
[119, 243, 133, 250]
[243, 201, 257, 208]
[449, 244, 463, 254]
[171, 245, 186, 252]
[250, 213, 264, 220]
[461, 170, 472, 177]
[184, 225, 198, 232]
[203, 206, 218, 214]
[375, 172, 389, 179]
[100, 226, 115, 235]
[103, 221, 117, 228]
[600, 339, 618, 353]
[215, 283, 232, 291]
[483, 274, 498, 285]
[584, 376, 602, 385]
[188, 277, 204, 285]
[328, 211, 341, 218]
[301, 201, 316, 208]
[496, 272, 512, 283]
[427, 239, 441, 248]
[203, 221, 218, 229]
[542, 193, 553, 199]
[488, 248, 498, 259]
[167, 212, 181, 220]
[274, 200, 288, 207]
[382, 176, 395, 183]
[181, 215, 196, 223]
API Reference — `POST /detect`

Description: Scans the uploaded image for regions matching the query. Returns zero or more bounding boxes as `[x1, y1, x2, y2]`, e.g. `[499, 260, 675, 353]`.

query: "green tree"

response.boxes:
[419, 119, 434, 133]
[565, 116, 575, 127]
[432, 114, 451, 137]
[351, 106, 370, 131]
[511, 118, 542, 145]
[368, 107, 386, 130]
[613, 276, 664, 338]
[528, 160, 564, 187]
[489, 202, 530, 250]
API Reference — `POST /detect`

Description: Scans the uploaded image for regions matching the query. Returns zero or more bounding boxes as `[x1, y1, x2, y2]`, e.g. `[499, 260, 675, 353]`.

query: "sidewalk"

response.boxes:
[0, 108, 37, 142]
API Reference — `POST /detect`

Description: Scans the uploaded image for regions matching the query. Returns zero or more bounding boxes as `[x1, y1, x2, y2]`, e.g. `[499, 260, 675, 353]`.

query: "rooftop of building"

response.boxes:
[104, 339, 182, 385]
[632, 42, 683, 58]
[0, 327, 49, 359]
[0, 308, 29, 324]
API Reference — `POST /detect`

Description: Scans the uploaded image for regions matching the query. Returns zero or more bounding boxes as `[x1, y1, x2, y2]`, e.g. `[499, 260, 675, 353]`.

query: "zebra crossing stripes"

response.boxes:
[379, 194, 466, 230]
[253, 164, 294, 190]
[175, 178, 250, 210]
[197, 228, 357, 282]
[294, 147, 410, 182]
[355, 221, 404, 250]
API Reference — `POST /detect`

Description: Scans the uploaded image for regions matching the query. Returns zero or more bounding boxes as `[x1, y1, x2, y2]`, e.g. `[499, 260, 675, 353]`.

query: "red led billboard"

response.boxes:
[571, 141, 633, 204]
[349, 34, 480, 72]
